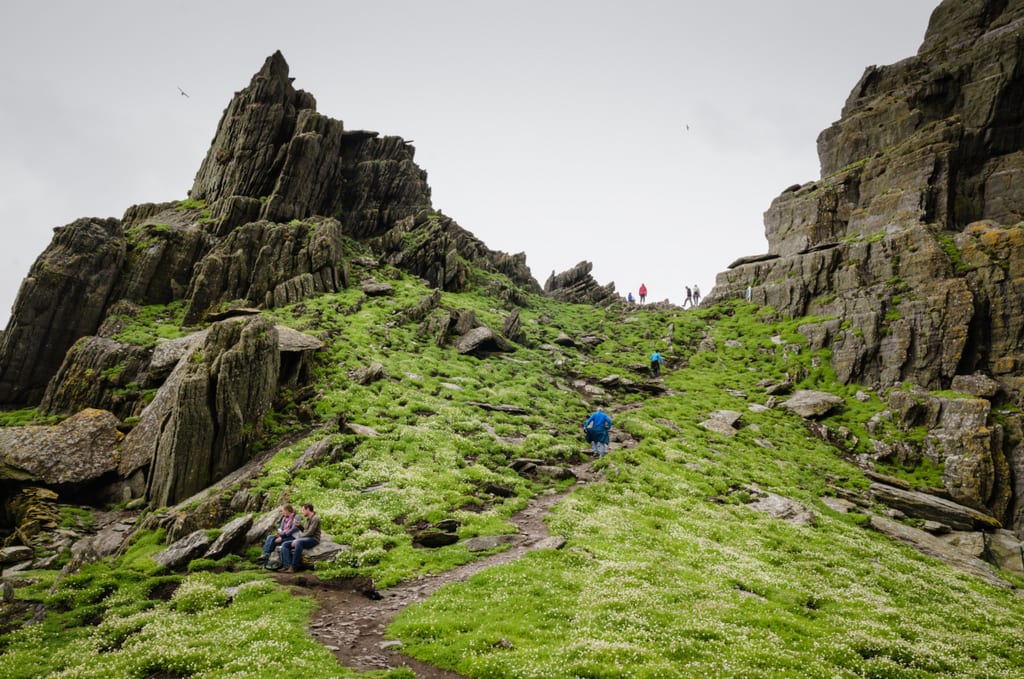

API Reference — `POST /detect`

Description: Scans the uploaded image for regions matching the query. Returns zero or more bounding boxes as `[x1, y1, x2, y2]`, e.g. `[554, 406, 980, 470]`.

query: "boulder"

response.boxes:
[869, 516, 1009, 589]
[412, 529, 459, 548]
[700, 418, 737, 438]
[0, 546, 33, 566]
[746, 488, 815, 527]
[301, 536, 350, 565]
[153, 530, 212, 570]
[951, 373, 1002, 399]
[781, 390, 844, 418]
[455, 326, 515, 355]
[869, 483, 1000, 531]
[361, 282, 394, 297]
[38, 336, 151, 419]
[350, 362, 388, 385]
[204, 514, 254, 560]
[985, 529, 1024, 577]
[0, 409, 122, 485]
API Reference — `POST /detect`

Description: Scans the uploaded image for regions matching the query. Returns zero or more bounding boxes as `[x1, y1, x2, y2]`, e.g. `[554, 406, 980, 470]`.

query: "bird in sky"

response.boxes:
[178, 86, 190, 98]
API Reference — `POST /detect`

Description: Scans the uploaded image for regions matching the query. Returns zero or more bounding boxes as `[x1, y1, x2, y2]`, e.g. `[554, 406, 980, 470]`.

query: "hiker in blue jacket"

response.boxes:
[584, 407, 613, 458]
[650, 350, 664, 378]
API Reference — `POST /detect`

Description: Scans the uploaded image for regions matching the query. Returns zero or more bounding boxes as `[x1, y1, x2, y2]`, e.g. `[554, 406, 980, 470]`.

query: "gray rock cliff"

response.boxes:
[707, 0, 1024, 535]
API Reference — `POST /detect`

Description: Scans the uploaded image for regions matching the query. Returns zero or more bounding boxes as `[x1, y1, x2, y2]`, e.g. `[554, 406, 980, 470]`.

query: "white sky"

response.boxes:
[0, 1, 939, 327]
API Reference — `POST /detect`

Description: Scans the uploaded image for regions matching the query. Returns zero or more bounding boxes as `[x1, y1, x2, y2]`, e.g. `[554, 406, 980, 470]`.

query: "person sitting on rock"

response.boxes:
[257, 504, 302, 563]
[280, 502, 321, 572]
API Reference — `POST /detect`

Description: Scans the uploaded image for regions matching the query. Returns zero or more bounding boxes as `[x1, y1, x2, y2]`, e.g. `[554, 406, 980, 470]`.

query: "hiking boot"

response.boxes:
[255, 554, 268, 563]
[284, 566, 295, 573]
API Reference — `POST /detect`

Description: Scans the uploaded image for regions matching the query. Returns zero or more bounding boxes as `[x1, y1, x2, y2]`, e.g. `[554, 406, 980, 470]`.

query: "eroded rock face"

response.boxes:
[38, 336, 151, 420]
[377, 211, 539, 294]
[0, 218, 125, 406]
[119, 316, 280, 507]
[708, 0, 1024, 398]
[544, 261, 617, 306]
[702, 0, 1024, 535]
[189, 51, 345, 228]
[183, 218, 347, 324]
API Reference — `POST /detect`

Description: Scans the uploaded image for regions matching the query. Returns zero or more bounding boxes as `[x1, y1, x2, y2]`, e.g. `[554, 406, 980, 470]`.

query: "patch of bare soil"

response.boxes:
[278, 461, 602, 678]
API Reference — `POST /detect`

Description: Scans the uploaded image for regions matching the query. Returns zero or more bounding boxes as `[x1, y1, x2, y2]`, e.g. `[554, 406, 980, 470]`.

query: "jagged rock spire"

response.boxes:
[189, 51, 346, 227]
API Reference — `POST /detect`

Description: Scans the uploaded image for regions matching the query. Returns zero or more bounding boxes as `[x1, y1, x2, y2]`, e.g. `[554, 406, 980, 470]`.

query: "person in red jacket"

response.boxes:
[638, 283, 647, 304]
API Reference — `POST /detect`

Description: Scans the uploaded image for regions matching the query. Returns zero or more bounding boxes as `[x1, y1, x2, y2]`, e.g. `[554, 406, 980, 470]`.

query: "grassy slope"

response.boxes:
[2, 267, 1024, 678]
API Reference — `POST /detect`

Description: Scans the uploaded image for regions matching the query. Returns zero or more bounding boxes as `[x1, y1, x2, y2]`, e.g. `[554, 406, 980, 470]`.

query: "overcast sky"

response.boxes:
[0, 1, 940, 327]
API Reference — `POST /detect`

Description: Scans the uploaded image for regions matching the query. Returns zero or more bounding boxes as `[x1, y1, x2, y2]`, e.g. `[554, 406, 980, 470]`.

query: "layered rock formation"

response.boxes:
[709, 0, 1024, 395]
[708, 0, 1024, 535]
[543, 261, 617, 306]
[0, 51, 548, 507]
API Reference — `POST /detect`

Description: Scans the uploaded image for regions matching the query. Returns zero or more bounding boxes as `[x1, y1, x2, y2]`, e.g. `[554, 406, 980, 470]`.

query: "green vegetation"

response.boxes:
[175, 198, 207, 211]
[0, 408, 60, 427]
[111, 301, 189, 348]
[3, 267, 1024, 678]
[938, 234, 971, 274]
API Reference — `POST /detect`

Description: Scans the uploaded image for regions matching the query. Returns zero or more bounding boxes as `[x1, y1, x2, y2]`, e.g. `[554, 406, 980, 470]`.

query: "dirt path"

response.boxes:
[277, 461, 602, 678]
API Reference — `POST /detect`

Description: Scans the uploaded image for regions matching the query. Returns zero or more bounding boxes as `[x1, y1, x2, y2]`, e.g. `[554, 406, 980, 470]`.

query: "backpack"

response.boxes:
[264, 546, 283, 571]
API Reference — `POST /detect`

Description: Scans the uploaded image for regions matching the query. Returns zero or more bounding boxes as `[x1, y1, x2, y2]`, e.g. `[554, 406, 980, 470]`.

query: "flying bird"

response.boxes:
[178, 86, 190, 98]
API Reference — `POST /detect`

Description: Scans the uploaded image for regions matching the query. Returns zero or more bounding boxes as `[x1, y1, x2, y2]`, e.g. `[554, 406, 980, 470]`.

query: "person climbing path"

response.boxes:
[584, 407, 613, 458]
[649, 349, 664, 378]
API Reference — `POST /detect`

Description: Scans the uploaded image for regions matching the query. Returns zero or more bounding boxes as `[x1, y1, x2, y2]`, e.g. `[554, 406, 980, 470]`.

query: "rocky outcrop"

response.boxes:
[38, 336, 150, 420]
[0, 218, 125, 406]
[339, 131, 432, 240]
[0, 50, 549, 418]
[543, 261, 617, 306]
[377, 210, 539, 294]
[119, 316, 280, 507]
[708, 0, 1024, 398]
[705, 0, 1024, 535]
[114, 206, 215, 304]
[869, 516, 1010, 588]
[183, 217, 347, 323]
[0, 409, 122, 486]
[189, 51, 345, 229]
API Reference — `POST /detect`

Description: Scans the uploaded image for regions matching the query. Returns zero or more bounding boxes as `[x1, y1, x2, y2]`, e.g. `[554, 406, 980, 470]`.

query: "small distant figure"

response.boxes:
[684, 286, 693, 308]
[177, 86, 190, 98]
[692, 284, 701, 306]
[280, 502, 321, 573]
[584, 407, 613, 458]
[638, 283, 647, 305]
[627, 291, 634, 304]
[649, 350, 664, 378]
[745, 285, 752, 302]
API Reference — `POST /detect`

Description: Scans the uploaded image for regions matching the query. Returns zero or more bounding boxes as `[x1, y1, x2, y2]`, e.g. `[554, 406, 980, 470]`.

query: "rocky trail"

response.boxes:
[276, 461, 603, 678]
